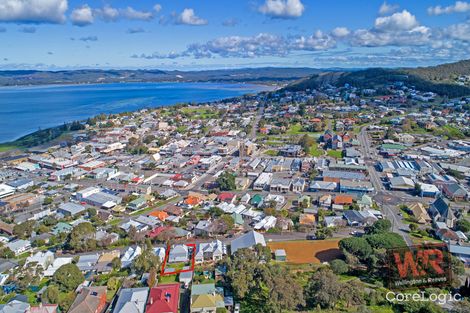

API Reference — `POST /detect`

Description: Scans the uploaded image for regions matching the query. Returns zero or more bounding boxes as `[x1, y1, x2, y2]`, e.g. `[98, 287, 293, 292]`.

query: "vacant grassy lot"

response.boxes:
[327, 149, 343, 158]
[267, 239, 342, 264]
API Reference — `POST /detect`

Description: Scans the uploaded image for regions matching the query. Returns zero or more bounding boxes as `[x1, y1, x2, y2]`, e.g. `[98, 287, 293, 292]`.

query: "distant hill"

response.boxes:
[405, 59, 470, 82]
[0, 67, 323, 86]
[285, 59, 470, 98]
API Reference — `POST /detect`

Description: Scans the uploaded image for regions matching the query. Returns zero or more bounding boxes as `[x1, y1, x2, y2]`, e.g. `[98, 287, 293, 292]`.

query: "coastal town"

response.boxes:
[0, 78, 470, 313]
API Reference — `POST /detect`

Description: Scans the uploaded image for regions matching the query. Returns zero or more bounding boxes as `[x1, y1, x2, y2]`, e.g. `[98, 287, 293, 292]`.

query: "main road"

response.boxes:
[358, 126, 413, 246]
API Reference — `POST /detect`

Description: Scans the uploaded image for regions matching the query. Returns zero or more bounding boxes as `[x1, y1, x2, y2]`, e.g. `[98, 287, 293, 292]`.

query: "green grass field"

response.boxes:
[327, 149, 343, 158]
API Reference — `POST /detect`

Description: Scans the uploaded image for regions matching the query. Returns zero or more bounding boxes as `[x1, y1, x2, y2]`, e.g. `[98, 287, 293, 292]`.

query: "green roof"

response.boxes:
[251, 194, 263, 204]
[232, 213, 244, 225]
[52, 222, 72, 235]
[380, 143, 406, 150]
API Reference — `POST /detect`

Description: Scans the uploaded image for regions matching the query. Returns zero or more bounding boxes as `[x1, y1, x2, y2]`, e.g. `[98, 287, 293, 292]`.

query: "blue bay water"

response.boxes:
[0, 82, 269, 143]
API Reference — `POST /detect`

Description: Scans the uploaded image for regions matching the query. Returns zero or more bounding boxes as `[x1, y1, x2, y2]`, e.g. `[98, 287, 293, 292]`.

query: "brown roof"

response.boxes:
[68, 286, 107, 313]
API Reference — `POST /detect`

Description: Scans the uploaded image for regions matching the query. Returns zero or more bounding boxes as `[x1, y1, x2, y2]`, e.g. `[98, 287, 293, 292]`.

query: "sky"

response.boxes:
[1, 0, 470, 70]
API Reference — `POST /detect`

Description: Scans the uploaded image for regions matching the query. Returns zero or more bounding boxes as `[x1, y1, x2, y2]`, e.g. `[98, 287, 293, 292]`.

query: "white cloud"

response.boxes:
[73, 5, 155, 25]
[71, 4, 94, 26]
[379, 1, 399, 15]
[428, 1, 470, 15]
[331, 27, 350, 38]
[349, 10, 431, 47]
[293, 30, 336, 50]
[259, 0, 305, 19]
[177, 8, 207, 25]
[0, 0, 67, 24]
[121, 7, 153, 21]
[153, 4, 162, 13]
[375, 10, 418, 31]
[96, 5, 119, 22]
[443, 21, 470, 41]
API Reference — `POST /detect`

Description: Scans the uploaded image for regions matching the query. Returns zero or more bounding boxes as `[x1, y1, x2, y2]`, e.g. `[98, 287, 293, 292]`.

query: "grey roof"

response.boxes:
[230, 231, 266, 254]
[113, 288, 149, 313]
[58, 202, 86, 215]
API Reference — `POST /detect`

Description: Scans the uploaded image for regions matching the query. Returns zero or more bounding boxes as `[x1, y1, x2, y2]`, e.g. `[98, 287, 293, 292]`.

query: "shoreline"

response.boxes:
[0, 79, 282, 90]
[0, 82, 277, 149]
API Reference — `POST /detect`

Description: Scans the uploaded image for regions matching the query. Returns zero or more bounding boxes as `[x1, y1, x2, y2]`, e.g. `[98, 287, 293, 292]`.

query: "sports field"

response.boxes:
[267, 239, 342, 264]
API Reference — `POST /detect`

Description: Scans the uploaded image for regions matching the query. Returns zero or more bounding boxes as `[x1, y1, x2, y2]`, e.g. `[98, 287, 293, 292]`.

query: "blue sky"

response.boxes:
[1, 0, 470, 70]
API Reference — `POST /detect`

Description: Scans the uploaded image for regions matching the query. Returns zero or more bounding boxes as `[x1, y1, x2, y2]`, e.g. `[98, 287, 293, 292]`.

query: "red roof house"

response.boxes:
[146, 283, 180, 313]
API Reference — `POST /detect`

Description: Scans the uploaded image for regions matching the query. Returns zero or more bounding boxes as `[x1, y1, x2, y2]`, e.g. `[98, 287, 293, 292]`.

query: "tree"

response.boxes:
[226, 248, 304, 313]
[340, 280, 364, 308]
[107, 277, 120, 294]
[365, 219, 391, 235]
[67, 222, 96, 252]
[339, 237, 373, 262]
[216, 171, 236, 191]
[111, 257, 122, 271]
[132, 247, 160, 275]
[42, 284, 59, 304]
[414, 183, 422, 196]
[330, 259, 349, 275]
[315, 227, 333, 239]
[304, 268, 342, 309]
[456, 219, 470, 233]
[52, 264, 84, 291]
[409, 223, 418, 232]
[299, 134, 315, 154]
[13, 220, 36, 239]
[147, 267, 157, 287]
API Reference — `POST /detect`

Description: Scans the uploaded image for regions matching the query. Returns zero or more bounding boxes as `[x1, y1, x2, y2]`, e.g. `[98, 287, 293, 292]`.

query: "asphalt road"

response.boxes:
[358, 126, 413, 246]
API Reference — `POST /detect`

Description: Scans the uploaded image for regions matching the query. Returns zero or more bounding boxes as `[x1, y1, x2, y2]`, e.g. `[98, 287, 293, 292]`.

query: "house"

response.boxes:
[269, 177, 292, 193]
[436, 228, 459, 242]
[95, 250, 120, 273]
[25, 251, 54, 273]
[121, 246, 142, 268]
[194, 220, 213, 237]
[0, 300, 30, 313]
[7, 239, 31, 256]
[448, 244, 470, 266]
[442, 183, 468, 201]
[168, 244, 189, 263]
[190, 284, 225, 313]
[76, 254, 100, 272]
[389, 176, 415, 191]
[146, 284, 180, 313]
[57, 202, 86, 217]
[429, 197, 456, 229]
[44, 257, 73, 277]
[250, 194, 263, 208]
[68, 286, 107, 313]
[51, 222, 73, 235]
[27, 304, 59, 313]
[299, 213, 316, 226]
[318, 194, 332, 208]
[407, 202, 431, 224]
[179, 269, 193, 287]
[333, 195, 353, 206]
[128, 196, 148, 211]
[291, 178, 306, 192]
[357, 195, 373, 210]
[113, 288, 149, 313]
[309, 181, 338, 192]
[230, 231, 266, 254]
[343, 210, 377, 227]
[324, 216, 346, 228]
[217, 192, 236, 203]
[195, 240, 226, 263]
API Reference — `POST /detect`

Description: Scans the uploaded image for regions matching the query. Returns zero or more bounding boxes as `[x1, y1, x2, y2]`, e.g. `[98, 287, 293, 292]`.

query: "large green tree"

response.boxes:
[216, 171, 236, 191]
[67, 222, 96, 252]
[52, 263, 84, 291]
